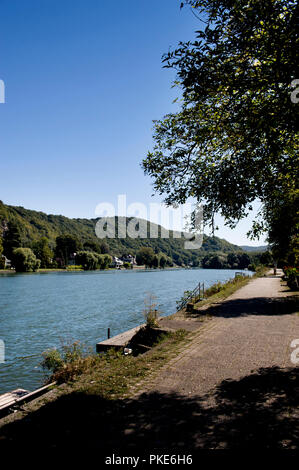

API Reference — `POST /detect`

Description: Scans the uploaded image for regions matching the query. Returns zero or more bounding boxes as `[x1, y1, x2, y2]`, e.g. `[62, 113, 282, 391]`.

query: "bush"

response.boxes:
[97, 254, 112, 269]
[283, 266, 299, 290]
[41, 348, 64, 373]
[203, 275, 250, 298]
[41, 341, 94, 383]
[204, 282, 224, 297]
[76, 251, 98, 270]
[143, 293, 160, 328]
[12, 247, 40, 272]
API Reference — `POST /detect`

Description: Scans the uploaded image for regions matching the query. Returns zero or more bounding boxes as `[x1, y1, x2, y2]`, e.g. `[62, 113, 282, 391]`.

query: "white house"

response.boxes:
[4, 256, 11, 268]
[111, 256, 124, 268]
[120, 254, 137, 265]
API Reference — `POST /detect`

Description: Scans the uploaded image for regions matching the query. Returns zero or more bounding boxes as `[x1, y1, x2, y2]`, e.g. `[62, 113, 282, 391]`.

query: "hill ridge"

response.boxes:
[0, 201, 246, 265]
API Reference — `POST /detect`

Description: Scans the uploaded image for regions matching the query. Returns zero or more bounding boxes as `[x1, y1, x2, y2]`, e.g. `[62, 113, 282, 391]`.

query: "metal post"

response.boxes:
[107, 328, 110, 339]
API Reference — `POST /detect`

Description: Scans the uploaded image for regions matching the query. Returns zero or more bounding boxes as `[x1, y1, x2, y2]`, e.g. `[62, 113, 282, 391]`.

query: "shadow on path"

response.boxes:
[0, 366, 298, 450]
[189, 296, 299, 319]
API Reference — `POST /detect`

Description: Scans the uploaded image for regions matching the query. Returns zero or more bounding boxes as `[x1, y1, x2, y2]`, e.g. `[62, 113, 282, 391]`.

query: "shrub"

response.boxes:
[96, 253, 112, 269]
[41, 341, 94, 383]
[203, 275, 250, 298]
[12, 247, 40, 272]
[76, 251, 98, 270]
[283, 266, 299, 290]
[143, 293, 160, 328]
[41, 348, 64, 373]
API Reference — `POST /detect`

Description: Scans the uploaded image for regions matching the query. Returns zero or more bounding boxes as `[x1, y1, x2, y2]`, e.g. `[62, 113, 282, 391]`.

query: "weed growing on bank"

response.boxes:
[41, 329, 189, 399]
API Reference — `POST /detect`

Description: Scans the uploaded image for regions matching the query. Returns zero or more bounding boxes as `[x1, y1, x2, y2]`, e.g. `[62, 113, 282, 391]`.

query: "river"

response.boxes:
[0, 268, 252, 393]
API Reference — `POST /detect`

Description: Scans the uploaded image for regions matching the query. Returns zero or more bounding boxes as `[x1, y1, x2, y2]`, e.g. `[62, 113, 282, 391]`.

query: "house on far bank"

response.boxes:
[120, 254, 137, 265]
[111, 256, 124, 268]
[4, 256, 11, 268]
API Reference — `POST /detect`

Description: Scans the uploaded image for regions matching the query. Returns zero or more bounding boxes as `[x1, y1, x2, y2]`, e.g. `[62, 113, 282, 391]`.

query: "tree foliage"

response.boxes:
[136, 247, 156, 267]
[202, 251, 265, 269]
[75, 251, 112, 270]
[2, 221, 22, 259]
[253, 186, 299, 265]
[0, 201, 256, 268]
[143, 0, 298, 254]
[32, 237, 54, 268]
[12, 247, 40, 272]
[55, 235, 82, 267]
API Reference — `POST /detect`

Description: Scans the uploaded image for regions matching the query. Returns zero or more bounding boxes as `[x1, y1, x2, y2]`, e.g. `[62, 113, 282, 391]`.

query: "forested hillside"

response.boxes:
[0, 201, 246, 267]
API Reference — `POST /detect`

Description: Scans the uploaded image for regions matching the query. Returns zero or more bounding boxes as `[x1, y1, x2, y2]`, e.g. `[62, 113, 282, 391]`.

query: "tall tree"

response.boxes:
[136, 247, 155, 267]
[258, 186, 299, 265]
[2, 221, 22, 259]
[143, 0, 298, 256]
[83, 240, 102, 254]
[32, 237, 54, 268]
[55, 235, 82, 267]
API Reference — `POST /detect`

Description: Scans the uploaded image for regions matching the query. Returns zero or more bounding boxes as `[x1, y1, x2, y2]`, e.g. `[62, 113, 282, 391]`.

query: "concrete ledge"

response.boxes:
[96, 324, 146, 353]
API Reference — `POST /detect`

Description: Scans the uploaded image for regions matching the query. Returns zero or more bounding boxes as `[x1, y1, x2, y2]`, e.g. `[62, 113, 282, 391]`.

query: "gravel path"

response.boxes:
[138, 271, 299, 399]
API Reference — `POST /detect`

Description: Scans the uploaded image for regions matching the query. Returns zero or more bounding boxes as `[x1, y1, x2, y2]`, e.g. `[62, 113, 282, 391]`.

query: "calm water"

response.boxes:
[0, 268, 252, 393]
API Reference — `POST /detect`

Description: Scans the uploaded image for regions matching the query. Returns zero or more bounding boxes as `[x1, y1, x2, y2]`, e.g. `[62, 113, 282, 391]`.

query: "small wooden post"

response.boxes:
[202, 282, 205, 298]
[107, 328, 110, 339]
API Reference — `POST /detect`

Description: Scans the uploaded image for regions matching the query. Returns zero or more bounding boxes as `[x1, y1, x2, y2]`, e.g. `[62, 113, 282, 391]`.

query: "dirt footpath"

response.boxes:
[117, 271, 298, 449]
[142, 271, 299, 398]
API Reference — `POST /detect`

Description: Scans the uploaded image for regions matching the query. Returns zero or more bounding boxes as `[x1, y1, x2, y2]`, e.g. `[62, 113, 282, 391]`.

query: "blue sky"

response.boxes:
[0, 0, 266, 246]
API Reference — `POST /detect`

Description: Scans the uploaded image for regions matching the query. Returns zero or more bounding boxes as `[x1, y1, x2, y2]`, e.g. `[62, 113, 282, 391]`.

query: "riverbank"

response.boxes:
[1, 267, 251, 393]
[0, 264, 254, 274]
[0, 272, 254, 414]
[1, 268, 298, 449]
[0, 265, 180, 274]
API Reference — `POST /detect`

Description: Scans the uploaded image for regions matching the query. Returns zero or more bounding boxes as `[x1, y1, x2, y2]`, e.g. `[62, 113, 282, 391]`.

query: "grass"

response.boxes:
[41, 329, 190, 401]
[83, 329, 190, 399]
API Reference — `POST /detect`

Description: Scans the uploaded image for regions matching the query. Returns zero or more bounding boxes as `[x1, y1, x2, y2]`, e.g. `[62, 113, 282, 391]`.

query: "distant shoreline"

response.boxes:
[0, 266, 252, 275]
[0, 265, 185, 274]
